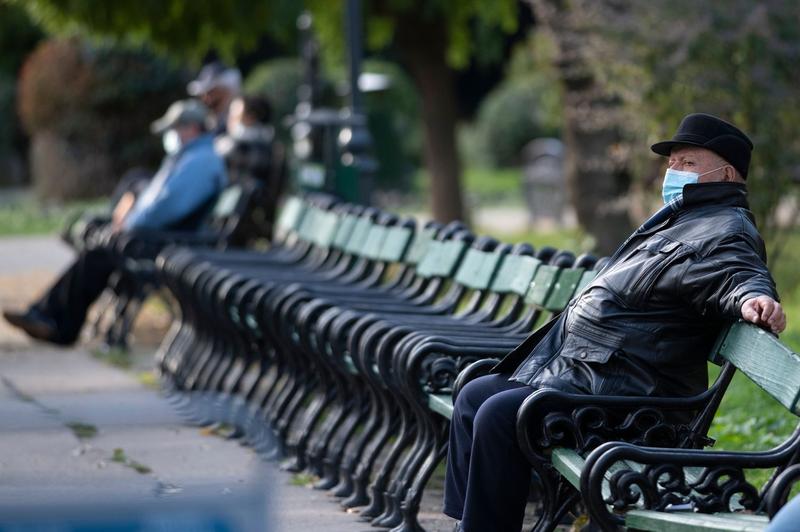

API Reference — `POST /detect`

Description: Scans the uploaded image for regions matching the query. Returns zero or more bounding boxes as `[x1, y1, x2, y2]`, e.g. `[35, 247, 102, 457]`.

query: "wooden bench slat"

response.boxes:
[525, 265, 560, 306]
[626, 509, 767, 532]
[717, 321, 800, 415]
[543, 268, 585, 312]
[379, 226, 413, 262]
[551, 448, 584, 489]
[428, 393, 454, 419]
[713, 513, 773, 523]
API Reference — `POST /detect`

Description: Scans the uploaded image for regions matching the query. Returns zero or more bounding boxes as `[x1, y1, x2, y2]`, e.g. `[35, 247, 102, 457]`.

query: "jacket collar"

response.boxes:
[682, 182, 749, 210]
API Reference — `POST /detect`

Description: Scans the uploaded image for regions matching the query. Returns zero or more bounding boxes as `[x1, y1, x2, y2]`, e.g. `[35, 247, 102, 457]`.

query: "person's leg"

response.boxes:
[443, 374, 531, 521]
[768, 495, 800, 531]
[459, 384, 537, 532]
[32, 247, 118, 344]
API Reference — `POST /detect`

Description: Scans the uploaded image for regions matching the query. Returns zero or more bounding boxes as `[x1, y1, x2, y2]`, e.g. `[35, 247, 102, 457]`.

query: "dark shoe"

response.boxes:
[3, 308, 58, 343]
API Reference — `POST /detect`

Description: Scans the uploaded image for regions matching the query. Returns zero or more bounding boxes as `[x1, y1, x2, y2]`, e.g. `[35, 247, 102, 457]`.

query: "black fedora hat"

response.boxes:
[651, 113, 754, 178]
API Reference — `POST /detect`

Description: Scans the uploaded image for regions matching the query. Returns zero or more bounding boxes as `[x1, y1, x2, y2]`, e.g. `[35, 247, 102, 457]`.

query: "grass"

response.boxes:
[484, 226, 596, 256]
[0, 195, 105, 236]
[136, 370, 159, 390]
[111, 448, 152, 475]
[412, 167, 526, 207]
[289, 472, 317, 487]
[66, 421, 98, 440]
[91, 346, 133, 369]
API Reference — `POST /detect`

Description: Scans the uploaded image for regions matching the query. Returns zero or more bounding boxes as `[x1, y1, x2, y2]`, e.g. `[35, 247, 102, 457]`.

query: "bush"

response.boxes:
[245, 58, 305, 135]
[17, 38, 187, 200]
[474, 76, 561, 168]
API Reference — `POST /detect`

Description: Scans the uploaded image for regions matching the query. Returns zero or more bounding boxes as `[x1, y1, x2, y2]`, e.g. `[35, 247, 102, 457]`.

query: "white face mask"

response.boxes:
[162, 129, 182, 155]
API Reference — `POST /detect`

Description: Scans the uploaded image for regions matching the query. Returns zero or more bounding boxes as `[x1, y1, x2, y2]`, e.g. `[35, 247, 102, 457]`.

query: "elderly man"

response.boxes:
[187, 62, 242, 135]
[3, 99, 227, 345]
[443, 113, 785, 532]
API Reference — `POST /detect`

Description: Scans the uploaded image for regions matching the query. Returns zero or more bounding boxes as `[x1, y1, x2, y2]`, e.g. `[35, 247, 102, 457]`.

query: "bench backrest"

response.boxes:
[274, 195, 306, 241]
[453, 247, 507, 290]
[490, 254, 543, 296]
[416, 238, 469, 279]
[378, 225, 414, 263]
[405, 226, 438, 265]
[712, 321, 800, 415]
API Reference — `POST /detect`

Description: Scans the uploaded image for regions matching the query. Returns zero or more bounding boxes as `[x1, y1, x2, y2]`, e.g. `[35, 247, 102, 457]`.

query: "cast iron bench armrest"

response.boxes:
[516, 387, 723, 467]
[580, 438, 800, 530]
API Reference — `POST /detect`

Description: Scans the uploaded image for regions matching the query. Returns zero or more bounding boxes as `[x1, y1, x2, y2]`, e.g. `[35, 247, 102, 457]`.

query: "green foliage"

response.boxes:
[0, 3, 44, 74]
[66, 421, 98, 439]
[305, 0, 518, 69]
[17, 38, 187, 199]
[474, 78, 561, 167]
[414, 167, 527, 206]
[0, 2, 43, 178]
[0, 195, 104, 236]
[580, 0, 800, 259]
[480, 224, 596, 256]
[463, 30, 563, 169]
[110, 448, 152, 474]
[18, 0, 302, 62]
[0, 74, 15, 154]
[244, 58, 305, 134]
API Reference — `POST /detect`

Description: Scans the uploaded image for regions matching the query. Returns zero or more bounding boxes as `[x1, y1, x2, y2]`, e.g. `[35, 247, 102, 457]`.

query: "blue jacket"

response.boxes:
[124, 134, 227, 231]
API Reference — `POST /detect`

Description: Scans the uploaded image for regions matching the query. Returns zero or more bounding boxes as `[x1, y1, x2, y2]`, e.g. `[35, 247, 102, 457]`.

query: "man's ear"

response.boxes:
[724, 165, 737, 182]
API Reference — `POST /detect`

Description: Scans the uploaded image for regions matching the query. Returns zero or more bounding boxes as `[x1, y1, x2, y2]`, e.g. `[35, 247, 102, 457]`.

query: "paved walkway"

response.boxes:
[0, 235, 455, 531]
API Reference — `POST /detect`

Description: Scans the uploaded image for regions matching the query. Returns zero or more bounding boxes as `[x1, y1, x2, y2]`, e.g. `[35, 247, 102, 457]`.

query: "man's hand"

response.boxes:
[741, 295, 786, 334]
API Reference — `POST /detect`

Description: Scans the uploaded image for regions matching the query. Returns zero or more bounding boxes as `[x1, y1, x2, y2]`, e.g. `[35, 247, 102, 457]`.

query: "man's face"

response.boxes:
[226, 98, 245, 133]
[201, 86, 233, 115]
[668, 146, 735, 183]
[175, 123, 202, 145]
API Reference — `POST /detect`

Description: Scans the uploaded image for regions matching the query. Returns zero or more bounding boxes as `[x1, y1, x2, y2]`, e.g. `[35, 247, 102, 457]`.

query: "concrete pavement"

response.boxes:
[0, 235, 456, 531]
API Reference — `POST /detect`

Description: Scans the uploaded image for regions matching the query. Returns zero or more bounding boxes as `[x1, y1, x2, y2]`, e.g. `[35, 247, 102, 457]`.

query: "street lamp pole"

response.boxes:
[340, 0, 376, 204]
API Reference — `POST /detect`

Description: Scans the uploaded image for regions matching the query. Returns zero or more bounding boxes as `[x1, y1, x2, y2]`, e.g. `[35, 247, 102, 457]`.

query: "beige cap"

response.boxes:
[150, 99, 210, 134]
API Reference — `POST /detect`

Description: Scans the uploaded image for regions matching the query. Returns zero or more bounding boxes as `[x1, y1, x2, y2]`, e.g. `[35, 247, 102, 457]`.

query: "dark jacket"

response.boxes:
[495, 182, 778, 398]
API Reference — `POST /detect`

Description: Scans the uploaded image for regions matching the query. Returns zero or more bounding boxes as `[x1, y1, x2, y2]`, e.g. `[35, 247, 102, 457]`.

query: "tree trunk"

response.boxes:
[528, 0, 634, 254]
[395, 16, 466, 224]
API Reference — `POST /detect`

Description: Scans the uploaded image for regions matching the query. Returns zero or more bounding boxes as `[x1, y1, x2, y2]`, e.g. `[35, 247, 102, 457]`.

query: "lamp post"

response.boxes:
[338, 0, 377, 204]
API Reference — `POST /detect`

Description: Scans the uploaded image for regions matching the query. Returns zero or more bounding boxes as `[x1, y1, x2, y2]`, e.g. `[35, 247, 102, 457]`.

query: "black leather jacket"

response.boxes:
[495, 182, 778, 398]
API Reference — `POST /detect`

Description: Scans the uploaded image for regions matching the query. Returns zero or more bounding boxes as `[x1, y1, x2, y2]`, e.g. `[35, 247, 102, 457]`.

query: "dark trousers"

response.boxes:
[443, 374, 537, 532]
[34, 247, 118, 345]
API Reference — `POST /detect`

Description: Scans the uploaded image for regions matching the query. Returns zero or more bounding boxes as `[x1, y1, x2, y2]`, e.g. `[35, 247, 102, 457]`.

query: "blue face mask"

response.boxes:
[661, 165, 730, 204]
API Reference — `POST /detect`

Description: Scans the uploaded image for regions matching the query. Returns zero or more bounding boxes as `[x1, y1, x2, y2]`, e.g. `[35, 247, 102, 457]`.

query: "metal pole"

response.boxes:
[346, 0, 364, 113]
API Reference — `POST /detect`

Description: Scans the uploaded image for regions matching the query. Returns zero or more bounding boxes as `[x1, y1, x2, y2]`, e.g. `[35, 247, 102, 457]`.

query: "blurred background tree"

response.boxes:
[585, 0, 800, 262]
[527, 0, 800, 255]
[6, 0, 800, 264]
[18, 0, 526, 223]
[17, 38, 187, 199]
[0, 2, 43, 187]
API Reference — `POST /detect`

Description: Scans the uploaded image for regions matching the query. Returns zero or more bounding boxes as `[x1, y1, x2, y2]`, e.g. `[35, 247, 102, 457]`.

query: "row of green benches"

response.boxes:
[153, 194, 800, 531]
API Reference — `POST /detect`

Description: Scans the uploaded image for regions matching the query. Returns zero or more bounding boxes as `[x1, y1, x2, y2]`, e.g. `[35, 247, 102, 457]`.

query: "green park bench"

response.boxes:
[426, 261, 597, 419]
[544, 321, 800, 531]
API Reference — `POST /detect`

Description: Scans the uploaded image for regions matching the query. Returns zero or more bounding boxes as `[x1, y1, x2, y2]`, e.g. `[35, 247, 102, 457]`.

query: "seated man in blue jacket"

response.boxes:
[3, 99, 227, 345]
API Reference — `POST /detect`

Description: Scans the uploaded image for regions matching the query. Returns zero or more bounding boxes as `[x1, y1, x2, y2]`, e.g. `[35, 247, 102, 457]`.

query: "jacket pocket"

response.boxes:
[558, 329, 620, 364]
[628, 237, 691, 306]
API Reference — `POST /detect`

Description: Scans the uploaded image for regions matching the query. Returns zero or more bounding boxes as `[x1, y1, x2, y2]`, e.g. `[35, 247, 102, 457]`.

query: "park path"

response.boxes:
[0, 235, 455, 531]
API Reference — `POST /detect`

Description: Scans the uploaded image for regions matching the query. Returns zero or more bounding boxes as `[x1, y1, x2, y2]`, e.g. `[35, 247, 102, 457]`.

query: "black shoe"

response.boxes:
[3, 308, 58, 343]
